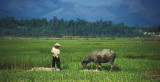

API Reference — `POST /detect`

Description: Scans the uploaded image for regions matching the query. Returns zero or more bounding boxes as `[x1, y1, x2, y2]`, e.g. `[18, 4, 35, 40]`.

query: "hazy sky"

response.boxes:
[0, 0, 160, 26]
[0, 0, 145, 13]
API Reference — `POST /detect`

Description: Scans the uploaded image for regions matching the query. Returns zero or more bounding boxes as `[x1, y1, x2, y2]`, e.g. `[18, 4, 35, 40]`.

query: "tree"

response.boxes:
[0, 16, 151, 37]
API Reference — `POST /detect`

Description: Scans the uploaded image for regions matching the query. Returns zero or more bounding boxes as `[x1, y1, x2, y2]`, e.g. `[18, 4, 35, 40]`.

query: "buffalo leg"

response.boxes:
[95, 62, 102, 70]
[95, 62, 98, 70]
[109, 61, 114, 70]
[98, 62, 101, 65]
[98, 63, 104, 70]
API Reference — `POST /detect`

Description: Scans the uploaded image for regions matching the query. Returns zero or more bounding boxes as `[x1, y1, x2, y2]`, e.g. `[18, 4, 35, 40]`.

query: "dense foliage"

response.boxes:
[0, 16, 159, 37]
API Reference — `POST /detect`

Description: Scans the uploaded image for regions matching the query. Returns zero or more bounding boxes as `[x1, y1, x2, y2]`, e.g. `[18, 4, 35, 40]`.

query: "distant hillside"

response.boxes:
[0, 9, 30, 19]
[0, 9, 17, 17]
[114, 13, 152, 26]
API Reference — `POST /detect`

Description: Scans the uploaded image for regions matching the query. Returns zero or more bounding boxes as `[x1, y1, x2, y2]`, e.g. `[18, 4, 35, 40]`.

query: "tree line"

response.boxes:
[0, 16, 159, 37]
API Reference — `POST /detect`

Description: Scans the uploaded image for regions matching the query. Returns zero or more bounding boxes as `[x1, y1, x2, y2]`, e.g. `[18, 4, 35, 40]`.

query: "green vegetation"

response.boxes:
[0, 16, 159, 37]
[0, 38, 160, 81]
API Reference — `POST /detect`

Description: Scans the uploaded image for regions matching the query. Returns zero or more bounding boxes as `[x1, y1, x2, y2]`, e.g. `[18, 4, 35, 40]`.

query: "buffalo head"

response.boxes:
[81, 57, 89, 69]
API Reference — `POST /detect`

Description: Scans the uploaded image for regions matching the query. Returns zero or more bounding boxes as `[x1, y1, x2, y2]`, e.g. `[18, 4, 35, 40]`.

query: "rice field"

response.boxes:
[0, 38, 160, 82]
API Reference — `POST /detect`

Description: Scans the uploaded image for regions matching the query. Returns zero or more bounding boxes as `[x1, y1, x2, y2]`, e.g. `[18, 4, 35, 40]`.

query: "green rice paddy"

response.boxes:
[0, 38, 160, 81]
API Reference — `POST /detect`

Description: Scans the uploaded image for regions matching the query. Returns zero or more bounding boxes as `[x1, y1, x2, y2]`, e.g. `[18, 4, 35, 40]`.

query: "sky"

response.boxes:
[0, 0, 160, 26]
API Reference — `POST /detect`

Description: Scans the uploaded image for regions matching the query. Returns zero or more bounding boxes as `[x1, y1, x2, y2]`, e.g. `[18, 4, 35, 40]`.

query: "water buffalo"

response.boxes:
[81, 49, 116, 70]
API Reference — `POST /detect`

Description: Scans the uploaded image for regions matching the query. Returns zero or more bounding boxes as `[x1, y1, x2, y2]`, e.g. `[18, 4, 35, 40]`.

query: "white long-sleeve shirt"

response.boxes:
[51, 47, 60, 58]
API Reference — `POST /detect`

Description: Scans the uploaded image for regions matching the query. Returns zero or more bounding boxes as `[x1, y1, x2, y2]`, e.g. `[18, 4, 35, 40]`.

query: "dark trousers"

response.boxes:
[52, 56, 60, 69]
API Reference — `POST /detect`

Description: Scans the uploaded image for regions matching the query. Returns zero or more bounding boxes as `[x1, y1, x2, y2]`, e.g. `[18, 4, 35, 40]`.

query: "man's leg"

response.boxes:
[52, 56, 55, 68]
[56, 57, 60, 69]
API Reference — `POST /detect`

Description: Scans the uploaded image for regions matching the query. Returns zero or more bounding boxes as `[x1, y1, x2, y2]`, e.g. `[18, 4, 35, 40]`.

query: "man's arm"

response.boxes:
[51, 48, 55, 54]
[57, 49, 60, 56]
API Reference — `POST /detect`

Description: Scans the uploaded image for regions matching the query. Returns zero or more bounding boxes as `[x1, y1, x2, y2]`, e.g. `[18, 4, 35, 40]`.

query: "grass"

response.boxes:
[0, 38, 160, 81]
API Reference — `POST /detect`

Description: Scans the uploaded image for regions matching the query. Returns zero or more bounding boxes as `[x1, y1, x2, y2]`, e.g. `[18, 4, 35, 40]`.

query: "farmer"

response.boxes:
[51, 43, 61, 70]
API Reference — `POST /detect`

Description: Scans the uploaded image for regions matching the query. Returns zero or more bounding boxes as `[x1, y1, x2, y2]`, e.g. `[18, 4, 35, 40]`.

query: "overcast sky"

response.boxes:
[0, 0, 160, 26]
[0, 0, 145, 13]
